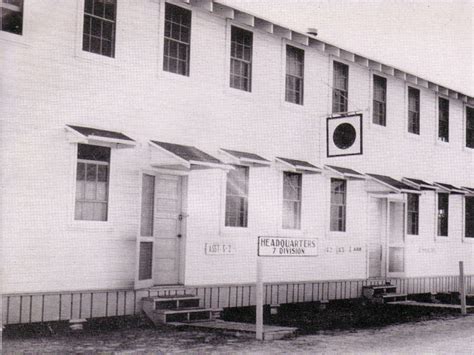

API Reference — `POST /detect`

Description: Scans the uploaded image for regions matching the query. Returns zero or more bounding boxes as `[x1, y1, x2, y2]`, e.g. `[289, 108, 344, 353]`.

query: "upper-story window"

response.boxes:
[466, 106, 474, 149]
[225, 165, 249, 227]
[406, 193, 419, 235]
[333, 61, 349, 113]
[230, 26, 252, 92]
[373, 75, 387, 126]
[282, 172, 302, 229]
[75, 144, 111, 221]
[408, 87, 420, 134]
[438, 97, 449, 142]
[466, 196, 474, 238]
[1, 0, 23, 35]
[83, 0, 116, 58]
[285, 45, 304, 105]
[437, 193, 449, 237]
[330, 178, 346, 232]
[163, 3, 191, 76]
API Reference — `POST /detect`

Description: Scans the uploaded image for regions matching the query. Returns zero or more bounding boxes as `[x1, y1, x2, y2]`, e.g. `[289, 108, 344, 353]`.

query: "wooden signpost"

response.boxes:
[256, 236, 318, 340]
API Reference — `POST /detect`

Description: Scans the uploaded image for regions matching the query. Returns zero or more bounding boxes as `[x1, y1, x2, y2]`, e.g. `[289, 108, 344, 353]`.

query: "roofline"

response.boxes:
[182, 0, 473, 103]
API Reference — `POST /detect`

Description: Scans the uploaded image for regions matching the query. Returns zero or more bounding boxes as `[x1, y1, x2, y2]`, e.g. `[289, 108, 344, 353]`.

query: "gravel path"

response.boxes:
[2, 315, 474, 354]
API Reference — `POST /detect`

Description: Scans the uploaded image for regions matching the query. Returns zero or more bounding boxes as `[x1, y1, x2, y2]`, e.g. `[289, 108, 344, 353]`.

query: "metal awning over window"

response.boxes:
[275, 157, 321, 174]
[462, 187, 474, 195]
[402, 177, 437, 190]
[324, 165, 365, 180]
[367, 173, 420, 193]
[150, 141, 229, 170]
[219, 148, 271, 167]
[433, 182, 466, 195]
[66, 125, 136, 147]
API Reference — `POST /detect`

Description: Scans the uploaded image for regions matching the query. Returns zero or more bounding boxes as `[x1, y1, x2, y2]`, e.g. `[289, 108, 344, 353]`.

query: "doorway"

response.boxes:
[136, 173, 186, 288]
[368, 195, 406, 278]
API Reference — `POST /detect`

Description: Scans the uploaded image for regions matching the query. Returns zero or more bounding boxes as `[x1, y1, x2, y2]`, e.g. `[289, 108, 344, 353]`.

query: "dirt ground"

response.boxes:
[2, 314, 474, 354]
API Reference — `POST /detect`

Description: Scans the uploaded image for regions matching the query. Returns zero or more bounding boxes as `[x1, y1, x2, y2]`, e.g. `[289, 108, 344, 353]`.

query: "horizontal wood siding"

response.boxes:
[3, 275, 474, 325]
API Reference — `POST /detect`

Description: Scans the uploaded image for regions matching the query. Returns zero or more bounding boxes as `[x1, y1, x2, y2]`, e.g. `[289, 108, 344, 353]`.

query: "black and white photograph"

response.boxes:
[1, 0, 473, 353]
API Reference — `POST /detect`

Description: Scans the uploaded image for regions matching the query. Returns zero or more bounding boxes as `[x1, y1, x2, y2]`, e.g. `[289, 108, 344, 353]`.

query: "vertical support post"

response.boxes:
[459, 261, 467, 316]
[256, 257, 263, 340]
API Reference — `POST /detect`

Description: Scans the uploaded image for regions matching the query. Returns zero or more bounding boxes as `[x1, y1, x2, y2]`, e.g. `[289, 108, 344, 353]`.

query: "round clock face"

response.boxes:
[333, 123, 356, 149]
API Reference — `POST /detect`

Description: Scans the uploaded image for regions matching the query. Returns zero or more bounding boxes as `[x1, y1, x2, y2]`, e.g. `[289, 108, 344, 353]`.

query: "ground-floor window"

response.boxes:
[437, 193, 449, 237]
[330, 178, 346, 232]
[465, 196, 474, 238]
[75, 144, 110, 221]
[282, 172, 302, 229]
[225, 165, 249, 227]
[406, 193, 419, 235]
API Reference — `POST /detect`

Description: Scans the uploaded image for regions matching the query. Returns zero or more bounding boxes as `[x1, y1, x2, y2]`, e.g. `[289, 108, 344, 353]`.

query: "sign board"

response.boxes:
[205, 242, 235, 255]
[327, 114, 363, 157]
[258, 236, 318, 257]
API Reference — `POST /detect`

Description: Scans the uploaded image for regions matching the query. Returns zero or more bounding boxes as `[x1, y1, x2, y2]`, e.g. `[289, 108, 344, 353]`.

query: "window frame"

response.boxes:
[437, 192, 449, 237]
[372, 74, 387, 126]
[1, 0, 23, 36]
[330, 178, 347, 232]
[224, 165, 249, 228]
[466, 105, 474, 149]
[407, 86, 420, 135]
[162, 2, 192, 77]
[465, 196, 474, 239]
[282, 171, 302, 230]
[285, 45, 305, 106]
[74, 144, 111, 222]
[406, 193, 419, 235]
[438, 96, 450, 142]
[229, 25, 253, 92]
[332, 61, 349, 114]
[82, 0, 117, 58]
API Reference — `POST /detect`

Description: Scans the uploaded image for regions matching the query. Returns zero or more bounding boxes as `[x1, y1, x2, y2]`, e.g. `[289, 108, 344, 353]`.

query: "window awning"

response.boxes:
[433, 182, 466, 194]
[150, 141, 229, 170]
[462, 187, 474, 195]
[66, 125, 136, 147]
[402, 177, 437, 190]
[367, 173, 420, 193]
[275, 157, 321, 174]
[324, 165, 365, 180]
[219, 148, 271, 167]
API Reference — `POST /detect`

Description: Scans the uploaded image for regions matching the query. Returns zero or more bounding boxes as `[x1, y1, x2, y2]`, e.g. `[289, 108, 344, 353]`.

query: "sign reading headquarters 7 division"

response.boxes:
[258, 237, 318, 257]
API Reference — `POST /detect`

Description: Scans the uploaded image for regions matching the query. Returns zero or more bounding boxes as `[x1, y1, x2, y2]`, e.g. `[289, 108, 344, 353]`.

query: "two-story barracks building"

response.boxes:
[1, 0, 474, 324]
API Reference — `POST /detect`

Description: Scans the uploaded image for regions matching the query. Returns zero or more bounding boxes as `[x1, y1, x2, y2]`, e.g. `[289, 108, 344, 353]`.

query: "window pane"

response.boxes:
[1, 1, 23, 35]
[138, 242, 153, 280]
[225, 166, 249, 227]
[163, 3, 191, 76]
[282, 172, 302, 229]
[437, 193, 449, 236]
[466, 197, 474, 238]
[330, 179, 346, 231]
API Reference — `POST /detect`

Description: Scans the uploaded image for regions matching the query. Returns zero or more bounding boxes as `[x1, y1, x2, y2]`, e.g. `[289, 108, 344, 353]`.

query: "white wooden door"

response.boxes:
[135, 174, 156, 289]
[153, 174, 183, 285]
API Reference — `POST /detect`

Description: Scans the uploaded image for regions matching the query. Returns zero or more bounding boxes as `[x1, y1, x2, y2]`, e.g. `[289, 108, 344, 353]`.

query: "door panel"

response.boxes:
[368, 197, 385, 278]
[388, 201, 405, 275]
[153, 174, 182, 285]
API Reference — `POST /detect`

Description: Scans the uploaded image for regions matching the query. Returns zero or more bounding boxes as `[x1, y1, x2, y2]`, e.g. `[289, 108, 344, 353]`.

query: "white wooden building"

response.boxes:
[1, 0, 473, 324]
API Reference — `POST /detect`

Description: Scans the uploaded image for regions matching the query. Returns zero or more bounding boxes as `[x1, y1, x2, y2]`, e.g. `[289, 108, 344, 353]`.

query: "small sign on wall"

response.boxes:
[205, 242, 235, 255]
[258, 236, 318, 257]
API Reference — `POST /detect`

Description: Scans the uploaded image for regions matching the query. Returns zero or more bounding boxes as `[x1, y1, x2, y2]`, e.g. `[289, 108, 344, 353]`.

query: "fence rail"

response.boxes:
[2, 275, 473, 325]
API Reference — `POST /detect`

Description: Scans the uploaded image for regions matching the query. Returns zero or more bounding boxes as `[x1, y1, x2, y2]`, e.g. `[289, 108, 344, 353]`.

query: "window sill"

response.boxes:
[66, 221, 114, 233]
[223, 86, 253, 101]
[159, 69, 191, 82]
[0, 31, 30, 48]
[434, 236, 450, 243]
[462, 238, 474, 244]
[280, 100, 306, 113]
[74, 50, 118, 67]
[278, 228, 304, 237]
[327, 230, 347, 238]
[221, 226, 250, 238]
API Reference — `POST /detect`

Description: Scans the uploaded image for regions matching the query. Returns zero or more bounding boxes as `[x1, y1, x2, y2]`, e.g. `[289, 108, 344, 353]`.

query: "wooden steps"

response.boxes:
[168, 320, 297, 340]
[142, 293, 222, 325]
[386, 300, 474, 312]
[362, 284, 406, 303]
